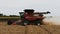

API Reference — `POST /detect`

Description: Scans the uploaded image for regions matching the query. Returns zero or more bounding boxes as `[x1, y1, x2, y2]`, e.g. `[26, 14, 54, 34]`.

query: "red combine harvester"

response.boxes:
[7, 9, 50, 26]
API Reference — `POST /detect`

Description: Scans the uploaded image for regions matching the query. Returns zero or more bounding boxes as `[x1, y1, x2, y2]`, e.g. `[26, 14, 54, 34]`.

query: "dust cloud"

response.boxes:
[43, 16, 60, 25]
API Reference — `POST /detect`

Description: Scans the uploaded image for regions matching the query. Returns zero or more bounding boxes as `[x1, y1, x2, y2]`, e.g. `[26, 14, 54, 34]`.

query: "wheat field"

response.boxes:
[0, 21, 60, 34]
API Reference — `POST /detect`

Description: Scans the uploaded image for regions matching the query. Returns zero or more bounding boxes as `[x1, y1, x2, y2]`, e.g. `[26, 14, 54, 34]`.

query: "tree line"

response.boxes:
[0, 13, 19, 17]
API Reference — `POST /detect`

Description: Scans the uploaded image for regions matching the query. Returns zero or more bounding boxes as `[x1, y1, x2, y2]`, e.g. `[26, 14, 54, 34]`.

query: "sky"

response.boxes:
[0, 0, 60, 16]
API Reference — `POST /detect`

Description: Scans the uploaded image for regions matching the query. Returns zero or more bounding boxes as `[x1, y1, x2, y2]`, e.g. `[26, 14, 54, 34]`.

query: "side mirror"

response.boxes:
[19, 12, 24, 14]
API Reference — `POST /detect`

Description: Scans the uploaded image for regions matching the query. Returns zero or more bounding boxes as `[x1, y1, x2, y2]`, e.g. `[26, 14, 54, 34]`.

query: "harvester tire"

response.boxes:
[37, 23, 40, 26]
[7, 20, 13, 25]
[23, 23, 28, 26]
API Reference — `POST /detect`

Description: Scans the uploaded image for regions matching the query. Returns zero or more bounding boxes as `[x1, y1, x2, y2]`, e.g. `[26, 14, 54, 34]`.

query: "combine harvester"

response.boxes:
[7, 9, 51, 26]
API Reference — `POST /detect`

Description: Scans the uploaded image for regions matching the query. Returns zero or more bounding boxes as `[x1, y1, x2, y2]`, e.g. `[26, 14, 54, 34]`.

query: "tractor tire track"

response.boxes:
[40, 25, 60, 34]
[33, 25, 50, 34]
[30, 25, 39, 34]
[25, 25, 35, 34]
[38, 25, 53, 34]
[25, 25, 27, 34]
[25, 25, 60, 34]
[32, 25, 40, 34]
[25, 25, 53, 34]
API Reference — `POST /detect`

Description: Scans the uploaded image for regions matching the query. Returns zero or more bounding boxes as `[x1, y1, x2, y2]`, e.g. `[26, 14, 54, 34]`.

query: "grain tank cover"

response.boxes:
[24, 9, 34, 13]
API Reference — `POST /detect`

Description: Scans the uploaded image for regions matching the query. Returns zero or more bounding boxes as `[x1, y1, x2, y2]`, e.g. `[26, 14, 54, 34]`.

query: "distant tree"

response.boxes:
[0, 14, 3, 16]
[3, 15, 8, 17]
[9, 15, 19, 17]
